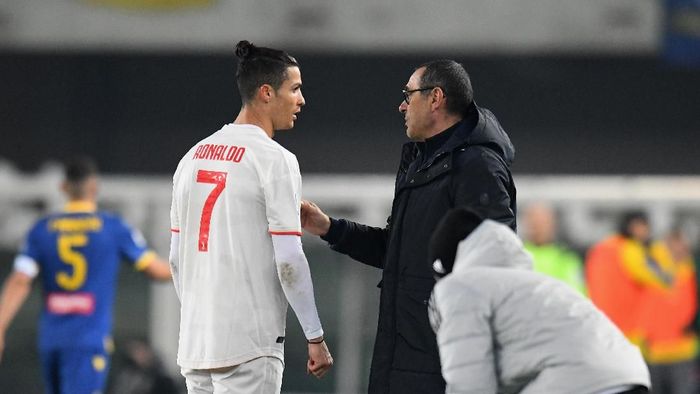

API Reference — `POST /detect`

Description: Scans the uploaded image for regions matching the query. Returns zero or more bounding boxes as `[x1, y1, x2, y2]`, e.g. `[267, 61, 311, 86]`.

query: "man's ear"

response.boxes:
[430, 87, 446, 111]
[259, 84, 274, 104]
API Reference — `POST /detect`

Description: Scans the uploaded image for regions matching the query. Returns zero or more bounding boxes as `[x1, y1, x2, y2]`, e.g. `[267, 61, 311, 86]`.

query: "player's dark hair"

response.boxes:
[418, 60, 473, 117]
[235, 40, 299, 104]
[64, 156, 98, 184]
[63, 156, 98, 199]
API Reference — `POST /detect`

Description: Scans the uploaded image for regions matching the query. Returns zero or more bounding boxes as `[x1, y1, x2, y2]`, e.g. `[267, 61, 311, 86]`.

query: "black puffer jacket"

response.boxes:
[323, 104, 517, 393]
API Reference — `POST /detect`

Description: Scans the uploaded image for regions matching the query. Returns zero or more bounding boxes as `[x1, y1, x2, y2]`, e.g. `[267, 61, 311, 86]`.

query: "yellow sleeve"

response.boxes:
[133, 250, 157, 271]
[620, 240, 673, 291]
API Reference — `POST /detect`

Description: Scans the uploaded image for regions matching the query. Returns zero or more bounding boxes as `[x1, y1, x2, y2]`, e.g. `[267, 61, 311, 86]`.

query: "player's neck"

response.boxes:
[234, 106, 274, 138]
[65, 199, 97, 212]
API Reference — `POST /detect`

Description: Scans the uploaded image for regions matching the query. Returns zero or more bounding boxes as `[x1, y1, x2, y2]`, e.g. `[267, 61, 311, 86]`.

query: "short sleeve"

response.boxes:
[19, 223, 43, 263]
[12, 222, 44, 278]
[14, 254, 39, 278]
[115, 218, 154, 271]
[264, 152, 302, 236]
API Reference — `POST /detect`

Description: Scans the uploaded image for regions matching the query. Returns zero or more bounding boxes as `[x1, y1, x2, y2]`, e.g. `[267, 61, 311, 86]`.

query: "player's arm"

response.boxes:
[0, 256, 37, 363]
[168, 161, 183, 300]
[301, 200, 389, 269]
[271, 234, 333, 378]
[168, 231, 181, 300]
[434, 281, 497, 394]
[115, 218, 172, 282]
[138, 253, 173, 281]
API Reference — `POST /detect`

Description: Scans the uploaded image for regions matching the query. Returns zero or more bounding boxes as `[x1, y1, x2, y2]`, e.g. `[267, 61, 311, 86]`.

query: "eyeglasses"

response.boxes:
[402, 87, 437, 104]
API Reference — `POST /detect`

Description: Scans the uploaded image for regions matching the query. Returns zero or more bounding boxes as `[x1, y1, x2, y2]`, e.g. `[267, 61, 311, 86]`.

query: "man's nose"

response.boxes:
[399, 101, 407, 113]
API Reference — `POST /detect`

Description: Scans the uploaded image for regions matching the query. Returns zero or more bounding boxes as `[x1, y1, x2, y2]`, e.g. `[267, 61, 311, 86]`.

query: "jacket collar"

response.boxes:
[416, 121, 460, 165]
[430, 102, 480, 159]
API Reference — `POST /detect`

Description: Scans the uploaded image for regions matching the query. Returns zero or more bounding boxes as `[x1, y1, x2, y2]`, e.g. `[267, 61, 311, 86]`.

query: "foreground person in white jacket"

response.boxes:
[427, 208, 651, 394]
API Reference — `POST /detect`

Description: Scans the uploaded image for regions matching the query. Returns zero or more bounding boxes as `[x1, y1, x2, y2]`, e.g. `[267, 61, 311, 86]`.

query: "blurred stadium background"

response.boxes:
[1, 0, 699, 393]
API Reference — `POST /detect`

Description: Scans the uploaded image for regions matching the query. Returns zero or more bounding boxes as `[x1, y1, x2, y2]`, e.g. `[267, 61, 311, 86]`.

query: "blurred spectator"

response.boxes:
[111, 339, 181, 394]
[640, 228, 698, 394]
[586, 211, 652, 346]
[587, 212, 698, 394]
[522, 203, 587, 295]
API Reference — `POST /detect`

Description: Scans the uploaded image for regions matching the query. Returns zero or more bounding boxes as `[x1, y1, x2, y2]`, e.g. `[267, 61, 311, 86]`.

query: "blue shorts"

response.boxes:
[40, 348, 109, 394]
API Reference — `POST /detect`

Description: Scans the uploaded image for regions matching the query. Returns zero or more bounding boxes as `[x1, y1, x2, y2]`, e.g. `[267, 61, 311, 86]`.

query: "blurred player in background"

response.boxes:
[0, 156, 172, 394]
[522, 202, 587, 295]
[169, 40, 332, 394]
[428, 207, 650, 394]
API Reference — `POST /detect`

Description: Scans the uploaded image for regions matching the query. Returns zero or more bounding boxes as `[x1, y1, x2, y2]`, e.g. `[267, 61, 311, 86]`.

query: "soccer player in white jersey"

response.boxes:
[169, 40, 333, 393]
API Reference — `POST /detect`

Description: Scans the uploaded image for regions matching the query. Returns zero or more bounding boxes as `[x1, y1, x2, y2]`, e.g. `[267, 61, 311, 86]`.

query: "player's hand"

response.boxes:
[306, 339, 333, 379]
[300, 200, 331, 237]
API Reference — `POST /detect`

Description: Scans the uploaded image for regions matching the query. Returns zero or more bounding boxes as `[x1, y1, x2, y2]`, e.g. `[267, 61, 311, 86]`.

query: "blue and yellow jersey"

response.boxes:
[18, 201, 155, 351]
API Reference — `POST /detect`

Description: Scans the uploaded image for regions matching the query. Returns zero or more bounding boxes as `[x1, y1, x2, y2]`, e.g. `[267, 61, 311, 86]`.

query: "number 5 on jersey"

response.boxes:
[196, 170, 227, 252]
[56, 233, 88, 290]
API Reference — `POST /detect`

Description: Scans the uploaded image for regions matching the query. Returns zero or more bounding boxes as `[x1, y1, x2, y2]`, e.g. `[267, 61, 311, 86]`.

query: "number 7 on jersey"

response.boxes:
[196, 170, 227, 252]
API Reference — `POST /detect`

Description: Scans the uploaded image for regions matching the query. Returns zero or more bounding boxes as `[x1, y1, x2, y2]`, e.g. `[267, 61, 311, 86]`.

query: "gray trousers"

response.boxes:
[648, 360, 697, 394]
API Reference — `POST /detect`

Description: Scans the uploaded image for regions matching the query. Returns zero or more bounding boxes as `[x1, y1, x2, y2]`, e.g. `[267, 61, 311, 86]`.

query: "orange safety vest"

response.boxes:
[586, 235, 698, 364]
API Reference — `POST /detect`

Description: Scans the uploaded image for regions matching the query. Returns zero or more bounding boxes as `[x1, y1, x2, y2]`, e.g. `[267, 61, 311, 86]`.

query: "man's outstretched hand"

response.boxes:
[300, 200, 331, 237]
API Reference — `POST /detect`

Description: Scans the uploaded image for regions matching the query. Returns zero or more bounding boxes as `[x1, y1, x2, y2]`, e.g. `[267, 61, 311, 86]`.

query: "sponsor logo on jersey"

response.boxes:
[47, 292, 96, 315]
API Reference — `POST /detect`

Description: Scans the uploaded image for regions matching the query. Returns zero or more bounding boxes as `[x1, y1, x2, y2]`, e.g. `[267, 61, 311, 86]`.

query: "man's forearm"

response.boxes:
[324, 218, 389, 269]
[0, 273, 32, 334]
[272, 235, 324, 339]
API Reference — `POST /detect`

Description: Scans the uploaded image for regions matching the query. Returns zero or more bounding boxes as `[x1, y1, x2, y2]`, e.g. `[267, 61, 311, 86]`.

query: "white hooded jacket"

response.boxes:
[429, 220, 650, 394]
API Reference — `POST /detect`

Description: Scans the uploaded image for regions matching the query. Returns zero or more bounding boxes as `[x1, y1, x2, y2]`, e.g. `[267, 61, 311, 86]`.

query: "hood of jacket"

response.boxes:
[399, 103, 516, 173]
[437, 103, 516, 165]
[465, 104, 516, 166]
[452, 219, 533, 273]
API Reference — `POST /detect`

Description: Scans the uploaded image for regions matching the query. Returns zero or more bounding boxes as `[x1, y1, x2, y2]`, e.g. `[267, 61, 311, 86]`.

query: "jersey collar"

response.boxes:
[64, 200, 97, 213]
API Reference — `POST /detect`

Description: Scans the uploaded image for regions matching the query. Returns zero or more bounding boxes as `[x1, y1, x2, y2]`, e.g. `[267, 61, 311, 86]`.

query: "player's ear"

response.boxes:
[85, 176, 99, 199]
[259, 84, 274, 104]
[60, 181, 69, 195]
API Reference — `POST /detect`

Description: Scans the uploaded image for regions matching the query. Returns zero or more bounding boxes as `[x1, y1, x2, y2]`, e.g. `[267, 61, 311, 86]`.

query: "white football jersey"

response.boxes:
[170, 124, 303, 369]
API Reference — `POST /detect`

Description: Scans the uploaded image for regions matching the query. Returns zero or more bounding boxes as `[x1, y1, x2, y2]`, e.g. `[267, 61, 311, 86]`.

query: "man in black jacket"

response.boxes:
[301, 59, 517, 393]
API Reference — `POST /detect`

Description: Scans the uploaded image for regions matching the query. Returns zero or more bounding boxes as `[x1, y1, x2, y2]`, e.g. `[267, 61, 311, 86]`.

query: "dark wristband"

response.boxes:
[307, 338, 324, 344]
